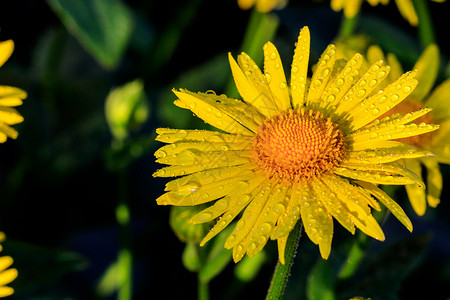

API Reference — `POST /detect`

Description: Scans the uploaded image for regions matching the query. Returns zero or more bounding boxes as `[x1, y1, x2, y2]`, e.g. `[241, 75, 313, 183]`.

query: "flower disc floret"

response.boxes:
[252, 108, 346, 184]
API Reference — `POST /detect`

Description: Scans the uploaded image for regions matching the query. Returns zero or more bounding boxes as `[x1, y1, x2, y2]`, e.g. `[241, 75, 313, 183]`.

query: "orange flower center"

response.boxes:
[252, 108, 346, 184]
[382, 98, 435, 148]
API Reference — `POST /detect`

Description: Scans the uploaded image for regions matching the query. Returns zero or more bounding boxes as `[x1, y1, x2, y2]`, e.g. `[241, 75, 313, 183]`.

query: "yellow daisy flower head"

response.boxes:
[330, 0, 446, 26]
[238, 0, 287, 12]
[0, 232, 18, 298]
[154, 26, 438, 263]
[364, 43, 450, 216]
[0, 40, 26, 143]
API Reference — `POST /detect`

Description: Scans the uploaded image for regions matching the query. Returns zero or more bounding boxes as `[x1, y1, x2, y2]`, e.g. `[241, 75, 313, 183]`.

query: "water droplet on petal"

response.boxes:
[156, 150, 167, 158]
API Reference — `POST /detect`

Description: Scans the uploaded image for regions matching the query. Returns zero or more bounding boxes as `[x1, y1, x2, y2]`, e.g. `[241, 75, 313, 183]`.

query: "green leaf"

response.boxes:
[182, 242, 201, 272]
[307, 259, 336, 300]
[105, 79, 149, 141]
[234, 250, 267, 282]
[47, 0, 134, 69]
[198, 226, 234, 284]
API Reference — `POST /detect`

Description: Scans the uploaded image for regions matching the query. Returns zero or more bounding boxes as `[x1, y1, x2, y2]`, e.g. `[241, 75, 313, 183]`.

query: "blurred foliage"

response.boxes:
[0, 0, 449, 299]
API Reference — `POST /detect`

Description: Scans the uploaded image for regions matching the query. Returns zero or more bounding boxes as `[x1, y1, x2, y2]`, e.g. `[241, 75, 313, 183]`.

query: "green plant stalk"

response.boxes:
[197, 274, 209, 300]
[266, 221, 303, 300]
[116, 169, 133, 300]
[337, 232, 368, 279]
[225, 9, 279, 98]
[338, 14, 358, 38]
[414, 0, 436, 47]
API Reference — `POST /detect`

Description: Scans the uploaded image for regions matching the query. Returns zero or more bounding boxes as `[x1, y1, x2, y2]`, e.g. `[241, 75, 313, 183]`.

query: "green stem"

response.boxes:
[197, 275, 209, 300]
[116, 169, 133, 300]
[266, 221, 303, 300]
[225, 9, 279, 98]
[337, 233, 368, 279]
[338, 15, 358, 38]
[414, 0, 436, 47]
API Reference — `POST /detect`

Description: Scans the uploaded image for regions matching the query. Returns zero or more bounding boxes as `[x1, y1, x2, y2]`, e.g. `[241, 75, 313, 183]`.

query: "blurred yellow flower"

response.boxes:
[364, 44, 449, 216]
[0, 232, 17, 298]
[237, 0, 287, 12]
[0, 40, 26, 143]
[154, 26, 438, 263]
[330, 0, 446, 26]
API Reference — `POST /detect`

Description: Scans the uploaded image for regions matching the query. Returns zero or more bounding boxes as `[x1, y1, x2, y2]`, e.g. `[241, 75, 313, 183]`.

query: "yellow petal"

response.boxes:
[277, 235, 288, 264]
[347, 144, 431, 164]
[299, 186, 333, 259]
[335, 162, 425, 187]
[291, 26, 310, 108]
[199, 176, 266, 247]
[424, 79, 450, 122]
[0, 286, 14, 298]
[322, 53, 363, 111]
[0, 256, 13, 272]
[164, 164, 253, 191]
[421, 157, 442, 208]
[324, 176, 385, 241]
[155, 140, 252, 160]
[312, 178, 356, 234]
[335, 60, 390, 116]
[0, 85, 27, 100]
[173, 89, 255, 135]
[0, 268, 18, 286]
[410, 44, 439, 102]
[156, 128, 253, 144]
[366, 45, 386, 65]
[394, 0, 418, 26]
[271, 186, 303, 239]
[403, 158, 427, 216]
[156, 169, 254, 206]
[244, 186, 288, 257]
[349, 70, 418, 131]
[263, 41, 291, 111]
[357, 181, 413, 232]
[307, 44, 336, 107]
[228, 53, 278, 118]
[0, 40, 14, 68]
[0, 107, 23, 125]
[225, 183, 273, 249]
[0, 123, 18, 142]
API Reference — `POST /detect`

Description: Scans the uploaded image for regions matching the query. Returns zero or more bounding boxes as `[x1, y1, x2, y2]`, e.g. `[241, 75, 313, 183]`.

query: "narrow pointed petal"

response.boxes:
[306, 45, 336, 107]
[410, 44, 439, 102]
[199, 176, 266, 247]
[291, 26, 310, 108]
[173, 89, 255, 135]
[421, 157, 442, 208]
[349, 70, 419, 131]
[263, 42, 291, 111]
[299, 186, 334, 259]
[277, 235, 288, 264]
[0, 40, 14, 68]
[357, 181, 413, 232]
[228, 53, 278, 117]
[156, 128, 253, 144]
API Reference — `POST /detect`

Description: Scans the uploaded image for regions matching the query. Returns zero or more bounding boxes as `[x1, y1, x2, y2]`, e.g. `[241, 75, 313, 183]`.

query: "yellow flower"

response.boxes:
[237, 0, 287, 12]
[154, 27, 438, 263]
[0, 232, 17, 298]
[0, 40, 26, 143]
[330, 0, 446, 26]
[364, 44, 449, 216]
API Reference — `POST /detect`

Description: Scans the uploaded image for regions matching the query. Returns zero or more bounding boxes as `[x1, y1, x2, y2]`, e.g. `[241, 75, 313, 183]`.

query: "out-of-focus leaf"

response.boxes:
[3, 240, 87, 291]
[182, 242, 201, 272]
[307, 259, 336, 300]
[105, 79, 149, 141]
[338, 234, 431, 300]
[47, 0, 134, 69]
[199, 225, 234, 284]
[95, 259, 120, 297]
[169, 205, 213, 244]
[234, 250, 267, 282]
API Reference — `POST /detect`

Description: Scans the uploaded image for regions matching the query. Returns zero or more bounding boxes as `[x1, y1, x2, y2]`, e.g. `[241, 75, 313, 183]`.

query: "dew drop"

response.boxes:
[377, 71, 386, 78]
[403, 86, 411, 93]
[391, 94, 399, 102]
[272, 203, 286, 215]
[176, 130, 188, 139]
[216, 198, 229, 211]
[357, 89, 366, 98]
[216, 112, 223, 118]
[335, 78, 344, 86]
[270, 52, 277, 60]
[156, 150, 167, 158]
[265, 73, 271, 83]
[368, 79, 377, 87]
[292, 66, 299, 73]
[260, 222, 272, 233]
[321, 68, 330, 77]
[206, 107, 212, 113]
[372, 108, 380, 115]
[177, 149, 196, 165]
[197, 211, 213, 222]
[279, 82, 287, 90]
